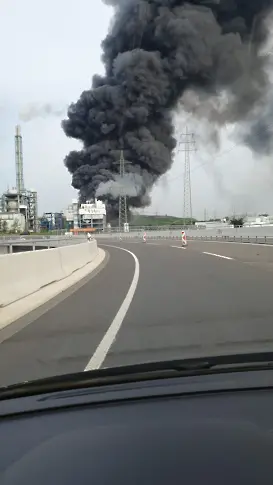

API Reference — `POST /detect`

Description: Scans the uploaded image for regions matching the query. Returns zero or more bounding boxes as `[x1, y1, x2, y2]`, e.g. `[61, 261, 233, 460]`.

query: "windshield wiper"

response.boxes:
[1, 351, 273, 400]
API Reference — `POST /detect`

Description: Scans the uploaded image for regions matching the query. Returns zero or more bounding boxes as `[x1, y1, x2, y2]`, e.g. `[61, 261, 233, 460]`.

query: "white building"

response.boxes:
[244, 215, 273, 227]
[195, 221, 231, 229]
[65, 199, 106, 232]
[78, 199, 106, 231]
[0, 212, 25, 232]
[65, 199, 81, 229]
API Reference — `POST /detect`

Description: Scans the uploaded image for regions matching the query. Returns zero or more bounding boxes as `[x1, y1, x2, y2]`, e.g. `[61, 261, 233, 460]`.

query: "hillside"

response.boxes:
[130, 214, 196, 226]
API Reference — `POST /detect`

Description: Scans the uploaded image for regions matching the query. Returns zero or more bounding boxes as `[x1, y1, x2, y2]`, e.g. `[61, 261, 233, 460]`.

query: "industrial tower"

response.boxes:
[0, 126, 38, 233]
[178, 127, 196, 223]
[15, 125, 25, 194]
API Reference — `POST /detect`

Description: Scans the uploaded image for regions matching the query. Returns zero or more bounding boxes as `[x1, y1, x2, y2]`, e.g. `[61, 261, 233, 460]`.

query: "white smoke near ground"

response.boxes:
[19, 103, 67, 122]
[96, 173, 143, 198]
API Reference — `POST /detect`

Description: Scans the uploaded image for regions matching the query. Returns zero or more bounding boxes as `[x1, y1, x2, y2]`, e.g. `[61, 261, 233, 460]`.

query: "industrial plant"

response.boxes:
[64, 198, 106, 233]
[0, 125, 107, 234]
[0, 126, 38, 233]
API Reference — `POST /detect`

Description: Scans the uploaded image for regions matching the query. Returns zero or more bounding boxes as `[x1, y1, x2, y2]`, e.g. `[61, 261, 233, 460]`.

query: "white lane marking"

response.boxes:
[98, 240, 166, 247]
[171, 245, 186, 249]
[84, 246, 140, 371]
[98, 238, 273, 248]
[203, 251, 234, 260]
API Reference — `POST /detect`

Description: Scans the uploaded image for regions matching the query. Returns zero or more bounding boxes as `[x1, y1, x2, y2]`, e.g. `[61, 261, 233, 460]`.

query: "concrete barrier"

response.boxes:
[59, 241, 97, 277]
[0, 241, 98, 307]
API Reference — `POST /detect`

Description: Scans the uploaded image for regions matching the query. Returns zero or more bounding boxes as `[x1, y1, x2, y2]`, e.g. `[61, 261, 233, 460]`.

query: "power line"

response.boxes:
[169, 119, 273, 185]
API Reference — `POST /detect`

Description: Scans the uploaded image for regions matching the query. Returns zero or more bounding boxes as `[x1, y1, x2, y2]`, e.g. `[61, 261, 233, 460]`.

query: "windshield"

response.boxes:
[1, 0, 273, 387]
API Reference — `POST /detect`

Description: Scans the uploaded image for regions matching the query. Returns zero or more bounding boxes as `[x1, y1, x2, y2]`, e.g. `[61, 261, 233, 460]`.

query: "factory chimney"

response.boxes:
[15, 125, 24, 194]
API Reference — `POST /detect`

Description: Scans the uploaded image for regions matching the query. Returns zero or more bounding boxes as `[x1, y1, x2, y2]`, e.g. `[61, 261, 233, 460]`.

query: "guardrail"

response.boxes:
[94, 232, 273, 246]
[0, 236, 87, 254]
[104, 225, 199, 233]
[0, 235, 84, 243]
[189, 235, 273, 245]
[98, 224, 273, 236]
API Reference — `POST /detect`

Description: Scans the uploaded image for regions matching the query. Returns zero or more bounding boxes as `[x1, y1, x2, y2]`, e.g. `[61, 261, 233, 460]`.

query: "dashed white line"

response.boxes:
[203, 251, 234, 260]
[84, 245, 140, 371]
[171, 245, 186, 249]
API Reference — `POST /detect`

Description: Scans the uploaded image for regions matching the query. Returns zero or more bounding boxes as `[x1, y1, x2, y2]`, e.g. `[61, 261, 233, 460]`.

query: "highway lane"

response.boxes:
[102, 238, 273, 268]
[102, 241, 273, 367]
[1, 240, 273, 385]
[0, 246, 134, 385]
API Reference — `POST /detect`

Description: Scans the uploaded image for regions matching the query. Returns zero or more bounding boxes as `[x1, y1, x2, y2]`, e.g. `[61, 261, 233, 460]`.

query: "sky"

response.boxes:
[1, 0, 273, 220]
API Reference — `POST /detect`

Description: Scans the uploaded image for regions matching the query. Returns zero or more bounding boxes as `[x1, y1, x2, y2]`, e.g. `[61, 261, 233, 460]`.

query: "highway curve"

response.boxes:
[1, 240, 273, 385]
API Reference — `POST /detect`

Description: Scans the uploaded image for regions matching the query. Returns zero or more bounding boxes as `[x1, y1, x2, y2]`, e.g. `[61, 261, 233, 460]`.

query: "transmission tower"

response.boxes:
[117, 150, 131, 233]
[178, 127, 196, 223]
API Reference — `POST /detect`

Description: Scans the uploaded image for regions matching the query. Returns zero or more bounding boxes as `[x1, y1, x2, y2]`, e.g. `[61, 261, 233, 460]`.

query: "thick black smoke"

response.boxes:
[62, 0, 273, 220]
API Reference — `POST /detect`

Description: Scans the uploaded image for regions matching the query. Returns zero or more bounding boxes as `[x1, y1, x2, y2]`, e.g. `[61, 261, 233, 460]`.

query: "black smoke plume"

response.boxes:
[62, 0, 273, 220]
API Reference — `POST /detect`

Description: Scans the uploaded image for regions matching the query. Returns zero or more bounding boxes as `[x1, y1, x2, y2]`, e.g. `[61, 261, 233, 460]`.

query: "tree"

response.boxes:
[230, 216, 244, 228]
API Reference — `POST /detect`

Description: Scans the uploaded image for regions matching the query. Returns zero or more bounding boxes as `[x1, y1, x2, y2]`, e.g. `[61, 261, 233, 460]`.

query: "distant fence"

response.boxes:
[189, 235, 273, 245]
[104, 225, 199, 233]
[94, 229, 273, 245]
[99, 225, 273, 238]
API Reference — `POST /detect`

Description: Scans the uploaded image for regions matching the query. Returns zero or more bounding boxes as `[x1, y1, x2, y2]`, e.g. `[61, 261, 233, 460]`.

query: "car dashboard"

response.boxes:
[1, 368, 273, 484]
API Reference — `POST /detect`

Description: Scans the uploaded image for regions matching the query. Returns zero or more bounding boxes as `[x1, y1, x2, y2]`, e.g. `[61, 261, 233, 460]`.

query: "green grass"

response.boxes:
[130, 215, 196, 226]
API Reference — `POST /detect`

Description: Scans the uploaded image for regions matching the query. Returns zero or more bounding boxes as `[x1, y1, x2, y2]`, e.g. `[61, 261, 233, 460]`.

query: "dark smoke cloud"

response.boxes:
[238, 88, 273, 154]
[62, 0, 273, 220]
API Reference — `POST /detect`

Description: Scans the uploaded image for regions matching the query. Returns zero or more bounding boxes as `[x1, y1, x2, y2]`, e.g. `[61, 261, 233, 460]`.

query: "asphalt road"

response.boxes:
[1, 239, 273, 385]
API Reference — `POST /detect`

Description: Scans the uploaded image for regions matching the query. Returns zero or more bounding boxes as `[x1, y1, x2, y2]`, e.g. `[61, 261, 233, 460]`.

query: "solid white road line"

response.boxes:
[99, 240, 167, 247]
[84, 246, 140, 371]
[203, 251, 234, 260]
[171, 245, 186, 249]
